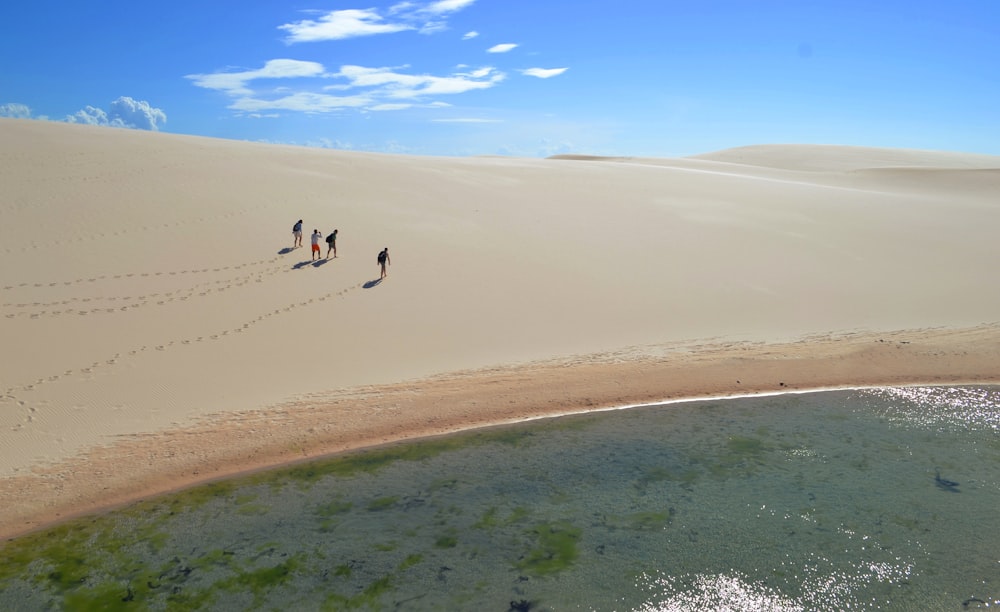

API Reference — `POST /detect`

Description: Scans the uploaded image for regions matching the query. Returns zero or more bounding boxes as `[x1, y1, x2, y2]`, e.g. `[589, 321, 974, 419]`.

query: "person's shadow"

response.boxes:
[278, 247, 295, 255]
[293, 260, 312, 269]
[363, 279, 382, 288]
[312, 259, 328, 268]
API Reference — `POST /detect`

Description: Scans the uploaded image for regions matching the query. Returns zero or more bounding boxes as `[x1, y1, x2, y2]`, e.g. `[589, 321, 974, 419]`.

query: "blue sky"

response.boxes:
[2, 0, 997, 157]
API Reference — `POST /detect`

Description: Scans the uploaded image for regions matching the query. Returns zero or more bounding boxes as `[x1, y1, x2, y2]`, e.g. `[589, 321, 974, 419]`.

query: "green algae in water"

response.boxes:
[434, 528, 459, 549]
[515, 521, 582, 576]
[366, 495, 400, 512]
[2, 387, 999, 610]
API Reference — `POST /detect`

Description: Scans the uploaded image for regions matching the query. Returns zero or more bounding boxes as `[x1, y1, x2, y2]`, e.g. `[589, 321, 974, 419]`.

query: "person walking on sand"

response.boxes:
[311, 229, 323, 261]
[378, 247, 390, 279]
[292, 219, 303, 247]
[325, 229, 338, 259]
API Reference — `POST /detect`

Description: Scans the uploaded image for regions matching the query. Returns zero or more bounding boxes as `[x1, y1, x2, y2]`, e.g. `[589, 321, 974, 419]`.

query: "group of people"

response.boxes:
[292, 219, 390, 279]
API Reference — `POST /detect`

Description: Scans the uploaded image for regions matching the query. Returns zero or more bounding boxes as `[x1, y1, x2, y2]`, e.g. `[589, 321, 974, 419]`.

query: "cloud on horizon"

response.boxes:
[0, 103, 32, 119]
[0, 97, 166, 130]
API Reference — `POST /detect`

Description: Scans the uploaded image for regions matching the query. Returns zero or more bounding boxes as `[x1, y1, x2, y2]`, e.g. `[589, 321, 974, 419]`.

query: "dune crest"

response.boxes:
[691, 143, 1000, 172]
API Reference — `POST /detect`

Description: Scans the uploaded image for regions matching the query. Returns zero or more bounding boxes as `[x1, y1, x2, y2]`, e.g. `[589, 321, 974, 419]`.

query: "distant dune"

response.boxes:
[690, 143, 1000, 171]
[2, 118, 998, 538]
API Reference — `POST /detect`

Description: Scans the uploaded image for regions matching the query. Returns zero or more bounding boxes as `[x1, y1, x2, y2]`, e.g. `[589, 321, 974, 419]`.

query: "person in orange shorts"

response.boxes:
[310, 229, 322, 261]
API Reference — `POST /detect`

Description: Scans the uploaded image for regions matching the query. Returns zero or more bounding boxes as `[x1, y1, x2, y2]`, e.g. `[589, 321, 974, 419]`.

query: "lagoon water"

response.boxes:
[1, 386, 999, 610]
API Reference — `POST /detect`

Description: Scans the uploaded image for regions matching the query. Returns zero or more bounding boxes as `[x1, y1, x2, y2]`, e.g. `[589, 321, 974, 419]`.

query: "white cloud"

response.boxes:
[281, 1, 476, 43]
[487, 43, 518, 53]
[462, 31, 479, 40]
[186, 59, 327, 96]
[66, 97, 167, 130]
[190, 59, 504, 114]
[0, 103, 32, 118]
[280, 9, 411, 43]
[522, 67, 568, 78]
[108, 97, 168, 130]
[335, 65, 504, 99]
[370, 103, 413, 111]
[2, 99, 165, 130]
[425, 0, 476, 13]
[471, 67, 493, 78]
[229, 91, 371, 113]
[431, 117, 502, 123]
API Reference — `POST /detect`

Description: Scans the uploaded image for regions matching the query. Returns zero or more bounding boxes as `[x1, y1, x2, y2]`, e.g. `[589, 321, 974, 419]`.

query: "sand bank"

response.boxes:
[2, 118, 999, 539]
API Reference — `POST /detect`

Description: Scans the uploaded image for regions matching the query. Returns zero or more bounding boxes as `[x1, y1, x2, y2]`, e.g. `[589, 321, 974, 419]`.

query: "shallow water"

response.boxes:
[1, 386, 998, 611]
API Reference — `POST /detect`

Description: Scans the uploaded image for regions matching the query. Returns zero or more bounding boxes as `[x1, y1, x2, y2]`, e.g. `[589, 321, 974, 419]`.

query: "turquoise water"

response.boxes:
[1, 386, 998, 610]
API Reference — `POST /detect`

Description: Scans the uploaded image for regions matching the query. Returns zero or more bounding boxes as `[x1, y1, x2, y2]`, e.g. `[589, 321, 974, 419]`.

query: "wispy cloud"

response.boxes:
[335, 65, 504, 98]
[370, 103, 414, 111]
[228, 91, 370, 114]
[424, 0, 476, 13]
[185, 2, 566, 119]
[281, 1, 477, 44]
[522, 67, 568, 78]
[186, 60, 327, 96]
[280, 9, 411, 43]
[189, 60, 504, 114]
[487, 43, 518, 53]
[431, 117, 502, 123]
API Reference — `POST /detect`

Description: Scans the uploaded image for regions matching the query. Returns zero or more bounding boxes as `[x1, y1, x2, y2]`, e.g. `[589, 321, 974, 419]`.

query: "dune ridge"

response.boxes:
[2, 118, 999, 539]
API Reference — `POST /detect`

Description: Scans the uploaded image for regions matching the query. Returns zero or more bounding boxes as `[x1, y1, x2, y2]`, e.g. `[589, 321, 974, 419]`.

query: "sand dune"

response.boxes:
[2, 118, 999, 538]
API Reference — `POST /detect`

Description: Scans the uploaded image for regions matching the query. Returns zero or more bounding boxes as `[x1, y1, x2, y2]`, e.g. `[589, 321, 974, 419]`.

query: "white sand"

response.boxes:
[2, 118, 999, 537]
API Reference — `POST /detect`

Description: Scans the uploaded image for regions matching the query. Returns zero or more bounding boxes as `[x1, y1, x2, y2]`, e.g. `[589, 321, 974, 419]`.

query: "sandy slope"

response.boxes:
[2, 118, 999, 538]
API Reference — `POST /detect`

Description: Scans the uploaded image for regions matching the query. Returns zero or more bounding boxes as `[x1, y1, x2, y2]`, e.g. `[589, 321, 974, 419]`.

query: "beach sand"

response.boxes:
[2, 118, 999, 539]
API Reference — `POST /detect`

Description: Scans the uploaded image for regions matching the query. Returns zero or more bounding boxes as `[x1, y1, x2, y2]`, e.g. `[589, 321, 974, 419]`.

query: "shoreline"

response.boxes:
[3, 324, 998, 542]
